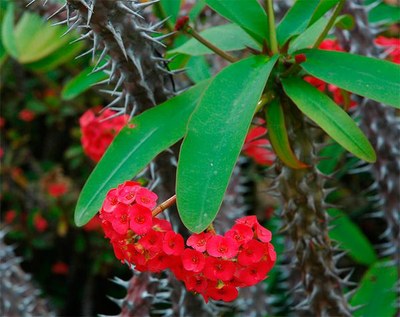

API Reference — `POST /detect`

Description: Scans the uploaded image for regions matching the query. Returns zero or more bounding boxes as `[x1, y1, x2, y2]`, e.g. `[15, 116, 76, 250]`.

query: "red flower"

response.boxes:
[129, 204, 153, 235]
[225, 223, 254, 246]
[235, 215, 258, 228]
[206, 235, 239, 259]
[135, 187, 158, 209]
[19, 109, 36, 122]
[138, 229, 163, 254]
[102, 189, 120, 213]
[117, 181, 141, 204]
[182, 248, 206, 272]
[255, 223, 272, 243]
[203, 257, 236, 281]
[153, 218, 173, 232]
[207, 284, 238, 302]
[34, 213, 48, 232]
[52, 261, 69, 275]
[187, 232, 212, 252]
[375, 36, 400, 64]
[318, 39, 345, 51]
[112, 204, 131, 235]
[163, 231, 184, 256]
[4, 210, 16, 224]
[243, 125, 275, 165]
[184, 273, 208, 293]
[236, 261, 270, 287]
[47, 182, 68, 198]
[83, 215, 102, 232]
[79, 108, 129, 162]
[237, 239, 265, 266]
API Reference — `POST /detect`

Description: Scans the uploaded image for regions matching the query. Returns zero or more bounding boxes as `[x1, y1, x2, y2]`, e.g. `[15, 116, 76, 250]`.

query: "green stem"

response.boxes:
[313, 0, 345, 48]
[266, 0, 278, 54]
[185, 27, 238, 63]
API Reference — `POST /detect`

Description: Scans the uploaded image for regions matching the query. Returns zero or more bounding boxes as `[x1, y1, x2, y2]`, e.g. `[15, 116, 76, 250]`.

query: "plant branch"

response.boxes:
[152, 195, 177, 217]
[266, 0, 278, 54]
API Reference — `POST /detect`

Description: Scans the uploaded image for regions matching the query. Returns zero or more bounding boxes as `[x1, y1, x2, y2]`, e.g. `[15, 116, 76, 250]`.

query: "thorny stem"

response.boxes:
[266, 0, 279, 54]
[313, 0, 346, 48]
[184, 26, 238, 63]
[152, 195, 176, 217]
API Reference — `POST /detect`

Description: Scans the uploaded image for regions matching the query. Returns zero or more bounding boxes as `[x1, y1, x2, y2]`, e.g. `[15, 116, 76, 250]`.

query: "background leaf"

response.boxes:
[169, 23, 260, 56]
[309, 0, 340, 24]
[186, 56, 212, 83]
[62, 65, 108, 100]
[177, 55, 279, 233]
[328, 208, 377, 265]
[350, 260, 398, 317]
[74, 81, 209, 226]
[205, 0, 269, 44]
[301, 49, 400, 108]
[282, 77, 376, 163]
[266, 98, 307, 169]
[276, 0, 319, 45]
[2, 2, 18, 59]
[160, 0, 182, 25]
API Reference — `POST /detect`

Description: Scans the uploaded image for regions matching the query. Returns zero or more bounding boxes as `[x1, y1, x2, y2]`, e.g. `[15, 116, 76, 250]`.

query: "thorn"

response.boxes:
[47, 4, 67, 20]
[141, 32, 166, 47]
[154, 32, 176, 42]
[118, 2, 144, 19]
[77, 0, 93, 12]
[61, 17, 82, 37]
[113, 74, 126, 96]
[106, 22, 128, 59]
[103, 95, 123, 110]
[26, 0, 36, 6]
[92, 34, 100, 61]
[106, 296, 124, 308]
[91, 51, 109, 74]
[149, 17, 170, 31]
[70, 31, 92, 44]
[90, 78, 109, 87]
[124, 93, 130, 111]
[75, 48, 94, 59]
[134, 0, 160, 10]
[51, 16, 77, 27]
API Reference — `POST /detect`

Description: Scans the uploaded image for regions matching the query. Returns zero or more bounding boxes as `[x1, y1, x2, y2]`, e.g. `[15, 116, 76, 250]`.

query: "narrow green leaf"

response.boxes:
[205, 0, 269, 44]
[282, 77, 376, 163]
[350, 260, 398, 317]
[328, 208, 377, 265]
[189, 0, 206, 21]
[160, 0, 182, 25]
[74, 81, 210, 226]
[276, 0, 320, 45]
[309, 0, 340, 24]
[368, 2, 400, 25]
[301, 49, 400, 108]
[177, 55, 279, 233]
[186, 56, 211, 83]
[335, 14, 355, 30]
[317, 142, 345, 174]
[62, 65, 108, 100]
[169, 23, 260, 56]
[288, 16, 329, 54]
[266, 99, 308, 169]
[2, 2, 18, 59]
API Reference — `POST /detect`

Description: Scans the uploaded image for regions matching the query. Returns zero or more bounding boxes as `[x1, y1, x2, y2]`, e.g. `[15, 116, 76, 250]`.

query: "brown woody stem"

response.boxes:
[152, 195, 177, 217]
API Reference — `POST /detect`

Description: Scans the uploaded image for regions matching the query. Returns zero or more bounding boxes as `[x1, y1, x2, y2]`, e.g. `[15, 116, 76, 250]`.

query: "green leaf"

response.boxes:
[177, 55, 279, 233]
[301, 49, 400, 108]
[309, 0, 340, 24]
[62, 65, 108, 100]
[189, 0, 206, 21]
[282, 77, 376, 163]
[169, 23, 260, 56]
[350, 259, 398, 317]
[317, 142, 346, 174]
[266, 98, 308, 169]
[186, 56, 211, 83]
[335, 14, 355, 30]
[328, 208, 377, 265]
[205, 0, 269, 45]
[2, 2, 18, 59]
[74, 81, 210, 226]
[14, 12, 71, 63]
[276, 0, 320, 45]
[368, 2, 400, 25]
[160, 0, 182, 25]
[288, 16, 329, 54]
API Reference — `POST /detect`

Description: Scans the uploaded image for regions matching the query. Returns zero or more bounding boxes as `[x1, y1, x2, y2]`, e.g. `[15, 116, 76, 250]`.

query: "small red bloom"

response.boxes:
[187, 232, 212, 252]
[295, 53, 306, 63]
[102, 189, 120, 213]
[48, 182, 68, 198]
[129, 204, 153, 235]
[243, 125, 275, 165]
[235, 215, 258, 228]
[135, 187, 158, 209]
[236, 261, 270, 287]
[112, 204, 131, 235]
[182, 248, 206, 272]
[34, 213, 48, 232]
[4, 210, 16, 224]
[225, 223, 254, 246]
[52, 261, 69, 275]
[207, 284, 239, 302]
[117, 181, 141, 204]
[206, 235, 239, 259]
[175, 16, 189, 31]
[152, 218, 173, 232]
[237, 239, 265, 266]
[19, 109, 36, 122]
[255, 223, 272, 243]
[163, 231, 184, 256]
[184, 273, 208, 293]
[203, 257, 236, 281]
[138, 229, 163, 254]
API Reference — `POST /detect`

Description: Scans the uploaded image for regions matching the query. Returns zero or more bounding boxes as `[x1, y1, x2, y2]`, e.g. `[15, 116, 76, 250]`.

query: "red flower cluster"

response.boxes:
[79, 108, 129, 162]
[99, 182, 276, 302]
[243, 120, 275, 165]
[304, 39, 357, 109]
[375, 36, 400, 64]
